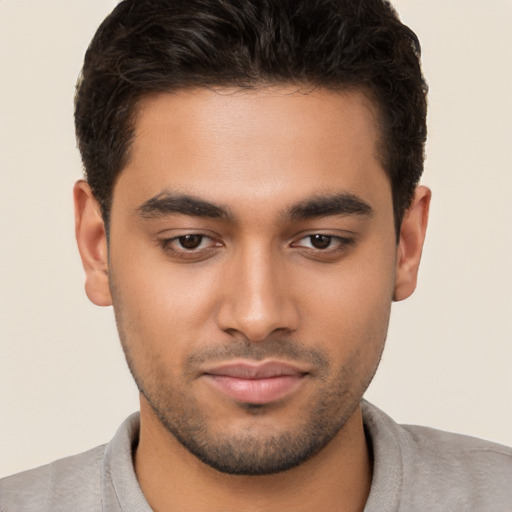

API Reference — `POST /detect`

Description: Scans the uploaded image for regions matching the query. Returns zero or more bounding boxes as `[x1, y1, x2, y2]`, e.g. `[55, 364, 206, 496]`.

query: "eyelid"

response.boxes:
[159, 232, 223, 260]
[289, 233, 356, 259]
[163, 234, 217, 247]
[291, 232, 354, 246]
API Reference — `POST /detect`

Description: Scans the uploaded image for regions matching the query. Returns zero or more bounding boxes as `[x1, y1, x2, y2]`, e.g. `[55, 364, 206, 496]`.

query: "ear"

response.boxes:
[393, 185, 431, 302]
[73, 180, 112, 306]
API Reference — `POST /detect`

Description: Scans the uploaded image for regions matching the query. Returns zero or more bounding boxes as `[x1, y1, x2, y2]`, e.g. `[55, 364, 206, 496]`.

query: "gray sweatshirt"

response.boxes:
[1, 401, 511, 511]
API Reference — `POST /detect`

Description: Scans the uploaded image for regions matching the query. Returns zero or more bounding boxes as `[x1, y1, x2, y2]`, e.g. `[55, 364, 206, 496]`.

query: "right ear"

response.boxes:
[73, 180, 112, 306]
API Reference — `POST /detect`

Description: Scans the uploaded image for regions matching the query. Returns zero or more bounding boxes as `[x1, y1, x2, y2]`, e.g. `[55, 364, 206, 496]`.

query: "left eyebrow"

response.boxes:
[286, 193, 373, 221]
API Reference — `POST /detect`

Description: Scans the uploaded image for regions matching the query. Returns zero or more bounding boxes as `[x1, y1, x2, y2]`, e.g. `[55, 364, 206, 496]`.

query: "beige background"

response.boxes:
[1, 0, 511, 477]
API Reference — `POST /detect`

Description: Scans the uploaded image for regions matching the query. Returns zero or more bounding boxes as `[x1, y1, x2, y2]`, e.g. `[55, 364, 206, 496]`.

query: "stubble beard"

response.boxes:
[119, 334, 383, 476]
[110, 275, 387, 476]
[139, 363, 360, 475]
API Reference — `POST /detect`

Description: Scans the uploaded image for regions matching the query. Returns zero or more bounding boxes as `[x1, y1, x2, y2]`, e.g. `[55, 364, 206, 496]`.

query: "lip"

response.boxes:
[202, 361, 309, 404]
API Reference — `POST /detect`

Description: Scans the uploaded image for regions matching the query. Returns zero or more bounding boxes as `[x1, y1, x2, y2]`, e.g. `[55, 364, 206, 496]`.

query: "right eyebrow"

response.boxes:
[135, 193, 232, 220]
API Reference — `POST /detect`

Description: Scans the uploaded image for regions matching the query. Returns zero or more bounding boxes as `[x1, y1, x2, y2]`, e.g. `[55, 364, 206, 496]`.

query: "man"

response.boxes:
[1, 0, 511, 510]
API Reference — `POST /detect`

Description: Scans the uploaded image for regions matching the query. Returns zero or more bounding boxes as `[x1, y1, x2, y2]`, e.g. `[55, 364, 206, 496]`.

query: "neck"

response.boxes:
[135, 397, 372, 512]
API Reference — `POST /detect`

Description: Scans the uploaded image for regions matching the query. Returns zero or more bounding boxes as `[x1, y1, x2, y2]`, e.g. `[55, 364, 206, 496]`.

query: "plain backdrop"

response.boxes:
[1, 0, 511, 477]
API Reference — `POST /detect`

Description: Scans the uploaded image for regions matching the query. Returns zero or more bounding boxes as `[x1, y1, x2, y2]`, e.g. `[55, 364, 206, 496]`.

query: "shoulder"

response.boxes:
[362, 400, 512, 512]
[0, 444, 106, 512]
[399, 423, 512, 504]
[401, 419, 512, 464]
[0, 413, 142, 512]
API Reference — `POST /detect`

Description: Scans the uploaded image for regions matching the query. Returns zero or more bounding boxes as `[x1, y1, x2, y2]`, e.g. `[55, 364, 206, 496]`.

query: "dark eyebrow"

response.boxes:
[136, 193, 231, 220]
[287, 193, 373, 220]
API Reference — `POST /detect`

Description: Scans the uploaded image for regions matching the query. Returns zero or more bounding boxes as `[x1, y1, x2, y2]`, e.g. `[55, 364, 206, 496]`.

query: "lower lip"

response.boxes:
[203, 374, 306, 404]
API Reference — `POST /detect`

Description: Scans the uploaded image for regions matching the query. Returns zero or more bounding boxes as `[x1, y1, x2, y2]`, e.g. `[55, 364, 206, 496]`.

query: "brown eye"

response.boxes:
[178, 235, 204, 249]
[309, 234, 332, 249]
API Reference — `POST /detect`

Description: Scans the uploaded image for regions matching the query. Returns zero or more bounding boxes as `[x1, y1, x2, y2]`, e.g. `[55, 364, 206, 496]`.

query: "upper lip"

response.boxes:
[203, 360, 309, 379]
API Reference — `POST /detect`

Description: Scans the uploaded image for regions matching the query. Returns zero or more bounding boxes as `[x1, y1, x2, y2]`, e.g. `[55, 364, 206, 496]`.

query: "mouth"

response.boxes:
[202, 360, 309, 404]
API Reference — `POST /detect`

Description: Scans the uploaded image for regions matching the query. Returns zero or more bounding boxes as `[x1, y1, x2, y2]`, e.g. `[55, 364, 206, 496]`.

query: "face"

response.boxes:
[76, 86, 426, 475]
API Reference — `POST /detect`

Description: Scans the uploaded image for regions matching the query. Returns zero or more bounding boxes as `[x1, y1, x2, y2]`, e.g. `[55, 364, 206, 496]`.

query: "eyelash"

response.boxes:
[159, 233, 354, 260]
[160, 234, 221, 259]
[291, 234, 354, 252]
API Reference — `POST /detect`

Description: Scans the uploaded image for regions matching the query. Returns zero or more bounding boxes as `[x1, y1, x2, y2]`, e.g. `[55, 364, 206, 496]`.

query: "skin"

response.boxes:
[74, 86, 430, 512]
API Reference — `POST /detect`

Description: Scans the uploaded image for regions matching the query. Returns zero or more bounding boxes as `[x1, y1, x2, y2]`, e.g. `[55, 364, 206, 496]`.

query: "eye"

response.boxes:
[290, 233, 354, 256]
[295, 234, 349, 250]
[160, 233, 222, 259]
[307, 234, 333, 250]
[177, 234, 206, 250]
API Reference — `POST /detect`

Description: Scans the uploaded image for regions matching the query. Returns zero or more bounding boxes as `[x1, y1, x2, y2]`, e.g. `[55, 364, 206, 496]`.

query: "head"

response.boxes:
[75, 0, 427, 235]
[74, 0, 430, 476]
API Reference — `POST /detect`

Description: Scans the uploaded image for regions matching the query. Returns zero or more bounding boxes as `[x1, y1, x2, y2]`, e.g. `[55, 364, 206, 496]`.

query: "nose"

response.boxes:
[216, 244, 300, 342]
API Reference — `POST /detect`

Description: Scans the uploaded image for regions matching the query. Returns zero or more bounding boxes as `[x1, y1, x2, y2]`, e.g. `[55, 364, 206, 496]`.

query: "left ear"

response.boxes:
[393, 185, 431, 301]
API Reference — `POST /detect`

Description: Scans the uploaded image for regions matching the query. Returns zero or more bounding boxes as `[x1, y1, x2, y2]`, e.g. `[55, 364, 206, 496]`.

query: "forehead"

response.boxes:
[114, 86, 390, 216]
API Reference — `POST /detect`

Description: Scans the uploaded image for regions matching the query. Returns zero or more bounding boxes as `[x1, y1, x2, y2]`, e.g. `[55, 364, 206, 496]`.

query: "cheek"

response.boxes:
[109, 251, 224, 351]
[296, 245, 396, 355]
